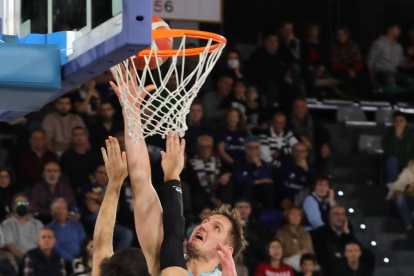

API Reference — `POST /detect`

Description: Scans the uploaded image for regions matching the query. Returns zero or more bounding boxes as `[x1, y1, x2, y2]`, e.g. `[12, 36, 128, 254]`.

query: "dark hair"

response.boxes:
[265, 239, 284, 265]
[100, 100, 113, 108]
[72, 126, 88, 135]
[56, 95, 71, 102]
[272, 111, 286, 120]
[95, 164, 106, 172]
[40, 226, 54, 236]
[234, 198, 252, 207]
[211, 204, 245, 258]
[385, 21, 400, 33]
[0, 167, 14, 183]
[281, 21, 293, 28]
[223, 107, 246, 130]
[218, 74, 235, 83]
[310, 173, 333, 193]
[78, 236, 93, 274]
[11, 192, 29, 205]
[393, 111, 406, 119]
[293, 97, 307, 106]
[100, 247, 150, 276]
[300, 253, 317, 265]
[305, 22, 320, 36]
[344, 241, 361, 251]
[30, 128, 45, 137]
[263, 33, 278, 42]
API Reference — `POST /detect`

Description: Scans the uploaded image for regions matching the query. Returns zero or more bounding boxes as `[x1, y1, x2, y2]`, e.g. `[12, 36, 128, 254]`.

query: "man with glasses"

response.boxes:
[2, 193, 43, 261]
[232, 135, 274, 208]
[188, 135, 232, 209]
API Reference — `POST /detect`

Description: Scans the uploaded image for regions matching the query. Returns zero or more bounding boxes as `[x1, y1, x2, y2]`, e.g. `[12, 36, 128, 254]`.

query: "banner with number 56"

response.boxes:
[153, 0, 222, 23]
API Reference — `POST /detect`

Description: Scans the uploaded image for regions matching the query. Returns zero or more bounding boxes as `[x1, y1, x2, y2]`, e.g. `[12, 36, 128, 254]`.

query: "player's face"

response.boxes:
[38, 229, 56, 251]
[235, 202, 251, 221]
[344, 244, 361, 262]
[52, 201, 68, 222]
[0, 170, 11, 188]
[288, 209, 302, 226]
[300, 260, 315, 273]
[272, 115, 286, 133]
[189, 104, 203, 123]
[293, 99, 308, 120]
[44, 162, 61, 185]
[56, 98, 72, 115]
[189, 215, 234, 257]
[268, 241, 283, 261]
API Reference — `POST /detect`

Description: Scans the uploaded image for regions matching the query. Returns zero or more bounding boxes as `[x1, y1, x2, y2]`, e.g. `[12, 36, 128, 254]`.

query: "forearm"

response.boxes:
[5, 244, 24, 259]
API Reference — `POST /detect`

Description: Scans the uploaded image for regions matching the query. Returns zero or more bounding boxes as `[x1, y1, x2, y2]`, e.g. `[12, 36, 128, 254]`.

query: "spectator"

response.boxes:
[331, 26, 364, 80]
[276, 207, 314, 271]
[275, 143, 314, 208]
[0, 168, 20, 222]
[279, 21, 302, 83]
[232, 135, 274, 208]
[184, 102, 212, 158]
[303, 174, 335, 231]
[216, 49, 245, 81]
[78, 164, 133, 250]
[313, 205, 356, 274]
[42, 95, 86, 156]
[60, 127, 100, 191]
[255, 239, 295, 276]
[382, 111, 414, 184]
[88, 101, 122, 154]
[72, 237, 93, 276]
[187, 135, 232, 209]
[248, 33, 301, 107]
[290, 98, 330, 171]
[2, 193, 43, 260]
[333, 242, 373, 276]
[203, 75, 234, 127]
[402, 23, 414, 78]
[19, 129, 58, 186]
[245, 84, 267, 132]
[30, 162, 77, 222]
[367, 22, 413, 88]
[0, 236, 18, 275]
[260, 111, 298, 165]
[389, 160, 414, 230]
[235, 199, 267, 276]
[216, 108, 249, 166]
[72, 78, 101, 116]
[296, 254, 321, 276]
[301, 22, 342, 96]
[223, 79, 248, 114]
[23, 227, 66, 276]
[185, 206, 212, 240]
[48, 198, 86, 263]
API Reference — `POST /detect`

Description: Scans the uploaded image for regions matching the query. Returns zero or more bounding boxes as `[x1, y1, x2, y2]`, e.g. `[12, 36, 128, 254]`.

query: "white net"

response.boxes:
[111, 33, 226, 144]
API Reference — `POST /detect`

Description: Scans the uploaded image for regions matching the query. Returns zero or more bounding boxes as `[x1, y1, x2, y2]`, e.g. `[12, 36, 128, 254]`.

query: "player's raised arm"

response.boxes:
[109, 67, 163, 276]
[159, 132, 187, 276]
[92, 137, 128, 276]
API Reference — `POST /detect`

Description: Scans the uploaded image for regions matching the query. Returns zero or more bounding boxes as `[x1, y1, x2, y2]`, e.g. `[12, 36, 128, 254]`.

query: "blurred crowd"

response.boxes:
[2, 20, 414, 276]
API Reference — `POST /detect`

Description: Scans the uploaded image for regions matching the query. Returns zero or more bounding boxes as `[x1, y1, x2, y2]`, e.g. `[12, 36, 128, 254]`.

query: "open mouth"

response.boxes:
[195, 232, 203, 242]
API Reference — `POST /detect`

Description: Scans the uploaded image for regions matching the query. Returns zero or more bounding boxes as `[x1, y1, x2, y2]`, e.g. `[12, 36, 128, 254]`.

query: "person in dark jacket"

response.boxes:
[0, 168, 21, 222]
[278, 21, 302, 83]
[290, 98, 330, 171]
[22, 227, 66, 276]
[382, 111, 414, 183]
[332, 242, 373, 276]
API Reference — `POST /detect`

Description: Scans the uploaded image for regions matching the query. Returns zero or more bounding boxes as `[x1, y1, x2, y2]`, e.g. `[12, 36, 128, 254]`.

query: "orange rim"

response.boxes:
[137, 29, 227, 58]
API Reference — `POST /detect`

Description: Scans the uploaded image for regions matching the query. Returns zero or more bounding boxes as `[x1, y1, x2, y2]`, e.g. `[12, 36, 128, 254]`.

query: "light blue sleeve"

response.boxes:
[303, 196, 325, 230]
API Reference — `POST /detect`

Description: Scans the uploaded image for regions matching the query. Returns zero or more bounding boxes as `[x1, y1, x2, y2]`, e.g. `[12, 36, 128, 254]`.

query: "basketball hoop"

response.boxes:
[112, 29, 226, 144]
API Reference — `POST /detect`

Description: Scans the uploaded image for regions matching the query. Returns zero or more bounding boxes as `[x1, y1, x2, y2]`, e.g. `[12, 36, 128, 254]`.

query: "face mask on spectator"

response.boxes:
[16, 205, 28, 217]
[227, 59, 239, 69]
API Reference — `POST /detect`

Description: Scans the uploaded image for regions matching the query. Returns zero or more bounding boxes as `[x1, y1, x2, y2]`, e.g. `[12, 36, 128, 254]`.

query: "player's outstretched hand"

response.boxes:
[214, 242, 236, 276]
[101, 136, 128, 186]
[161, 131, 185, 182]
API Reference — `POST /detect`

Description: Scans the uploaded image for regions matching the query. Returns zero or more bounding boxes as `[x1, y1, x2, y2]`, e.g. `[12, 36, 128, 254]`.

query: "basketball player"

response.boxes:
[109, 67, 244, 276]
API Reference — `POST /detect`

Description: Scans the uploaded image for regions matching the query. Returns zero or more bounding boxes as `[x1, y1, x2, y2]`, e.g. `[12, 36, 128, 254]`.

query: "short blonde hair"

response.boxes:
[211, 204, 246, 257]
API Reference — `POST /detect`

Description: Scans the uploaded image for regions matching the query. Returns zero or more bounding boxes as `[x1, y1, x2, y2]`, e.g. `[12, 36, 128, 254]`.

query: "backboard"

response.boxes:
[0, 0, 152, 121]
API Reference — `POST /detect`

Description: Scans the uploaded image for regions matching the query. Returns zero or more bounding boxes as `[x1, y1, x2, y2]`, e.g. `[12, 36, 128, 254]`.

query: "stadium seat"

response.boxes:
[376, 109, 394, 124]
[337, 106, 367, 122]
[358, 134, 383, 154]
